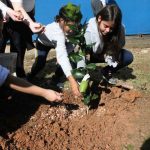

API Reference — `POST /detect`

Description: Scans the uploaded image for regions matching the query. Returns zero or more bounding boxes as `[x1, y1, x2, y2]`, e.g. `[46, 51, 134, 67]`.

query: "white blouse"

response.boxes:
[38, 22, 73, 77]
[9, 0, 35, 12]
[0, 1, 9, 17]
[84, 17, 104, 54]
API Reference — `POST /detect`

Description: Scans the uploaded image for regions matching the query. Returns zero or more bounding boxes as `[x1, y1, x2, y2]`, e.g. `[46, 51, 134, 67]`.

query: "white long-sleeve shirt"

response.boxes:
[38, 22, 73, 78]
[84, 17, 104, 54]
[0, 0, 35, 18]
[0, 1, 9, 17]
[9, 0, 34, 12]
[0, 65, 9, 86]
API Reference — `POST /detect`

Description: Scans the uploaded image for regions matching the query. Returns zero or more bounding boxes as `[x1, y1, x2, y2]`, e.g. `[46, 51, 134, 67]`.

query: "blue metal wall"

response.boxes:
[117, 0, 150, 35]
[35, 0, 150, 35]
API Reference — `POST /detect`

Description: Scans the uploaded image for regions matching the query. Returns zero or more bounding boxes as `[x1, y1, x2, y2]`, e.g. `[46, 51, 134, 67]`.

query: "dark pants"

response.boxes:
[31, 50, 49, 77]
[30, 40, 53, 77]
[30, 40, 75, 79]
[30, 47, 64, 81]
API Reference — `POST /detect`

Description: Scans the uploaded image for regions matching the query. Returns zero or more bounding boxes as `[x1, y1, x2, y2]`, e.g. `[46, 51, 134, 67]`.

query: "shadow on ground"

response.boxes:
[0, 92, 46, 139]
[115, 67, 136, 81]
[0, 90, 80, 139]
[141, 138, 150, 150]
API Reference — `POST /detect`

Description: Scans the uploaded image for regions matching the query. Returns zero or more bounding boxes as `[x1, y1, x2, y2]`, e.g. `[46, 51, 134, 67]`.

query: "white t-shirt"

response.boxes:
[0, 65, 10, 86]
[38, 22, 73, 77]
[9, 0, 35, 12]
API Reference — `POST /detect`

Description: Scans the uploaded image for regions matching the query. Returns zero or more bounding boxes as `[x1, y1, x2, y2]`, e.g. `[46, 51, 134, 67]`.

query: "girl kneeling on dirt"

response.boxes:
[84, 4, 133, 84]
[28, 3, 82, 97]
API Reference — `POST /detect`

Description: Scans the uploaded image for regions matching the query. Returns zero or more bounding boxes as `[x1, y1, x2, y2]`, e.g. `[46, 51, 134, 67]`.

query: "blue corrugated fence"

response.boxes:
[35, 0, 150, 35]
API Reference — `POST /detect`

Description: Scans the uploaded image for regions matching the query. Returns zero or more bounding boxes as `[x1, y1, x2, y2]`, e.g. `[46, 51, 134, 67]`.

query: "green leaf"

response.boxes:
[91, 93, 99, 100]
[86, 42, 96, 48]
[72, 68, 87, 80]
[69, 52, 83, 63]
[79, 80, 89, 93]
[78, 49, 85, 56]
[83, 94, 91, 105]
[86, 63, 97, 70]
[67, 24, 76, 30]
[68, 37, 80, 45]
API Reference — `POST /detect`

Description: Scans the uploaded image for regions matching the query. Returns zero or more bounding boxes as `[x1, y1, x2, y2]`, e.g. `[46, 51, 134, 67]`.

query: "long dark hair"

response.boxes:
[96, 4, 122, 59]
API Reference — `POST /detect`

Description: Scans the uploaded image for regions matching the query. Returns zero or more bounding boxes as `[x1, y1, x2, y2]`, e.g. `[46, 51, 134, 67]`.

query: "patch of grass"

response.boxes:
[123, 144, 134, 150]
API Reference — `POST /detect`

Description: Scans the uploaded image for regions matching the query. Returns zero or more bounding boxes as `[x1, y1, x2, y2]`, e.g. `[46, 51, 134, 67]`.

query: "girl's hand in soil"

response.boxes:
[68, 76, 81, 97]
[43, 89, 63, 102]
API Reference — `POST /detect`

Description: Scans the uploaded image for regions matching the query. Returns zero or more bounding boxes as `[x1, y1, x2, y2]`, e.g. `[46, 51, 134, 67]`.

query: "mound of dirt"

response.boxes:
[0, 87, 145, 150]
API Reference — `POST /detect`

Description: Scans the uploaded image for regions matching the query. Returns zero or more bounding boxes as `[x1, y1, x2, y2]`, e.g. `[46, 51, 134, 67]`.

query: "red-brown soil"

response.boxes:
[1, 40, 150, 150]
[1, 86, 147, 150]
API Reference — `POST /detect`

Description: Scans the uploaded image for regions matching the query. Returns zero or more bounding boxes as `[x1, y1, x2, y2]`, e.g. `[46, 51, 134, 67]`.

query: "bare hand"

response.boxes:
[29, 22, 45, 33]
[6, 8, 24, 21]
[43, 89, 63, 102]
[70, 79, 81, 97]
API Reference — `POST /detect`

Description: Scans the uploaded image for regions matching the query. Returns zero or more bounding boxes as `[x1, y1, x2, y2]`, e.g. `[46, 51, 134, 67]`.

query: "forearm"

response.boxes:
[11, 2, 34, 25]
[68, 75, 76, 84]
[4, 75, 45, 97]
[68, 75, 81, 97]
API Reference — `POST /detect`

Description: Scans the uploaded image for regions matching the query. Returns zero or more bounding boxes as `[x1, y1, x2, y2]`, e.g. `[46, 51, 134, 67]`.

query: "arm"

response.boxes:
[0, 1, 9, 17]
[10, 1, 44, 33]
[4, 74, 63, 102]
[56, 46, 81, 96]
[39, 25, 81, 97]
[68, 75, 81, 97]
[85, 18, 104, 54]
[55, 35, 81, 97]
[0, 1, 23, 21]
